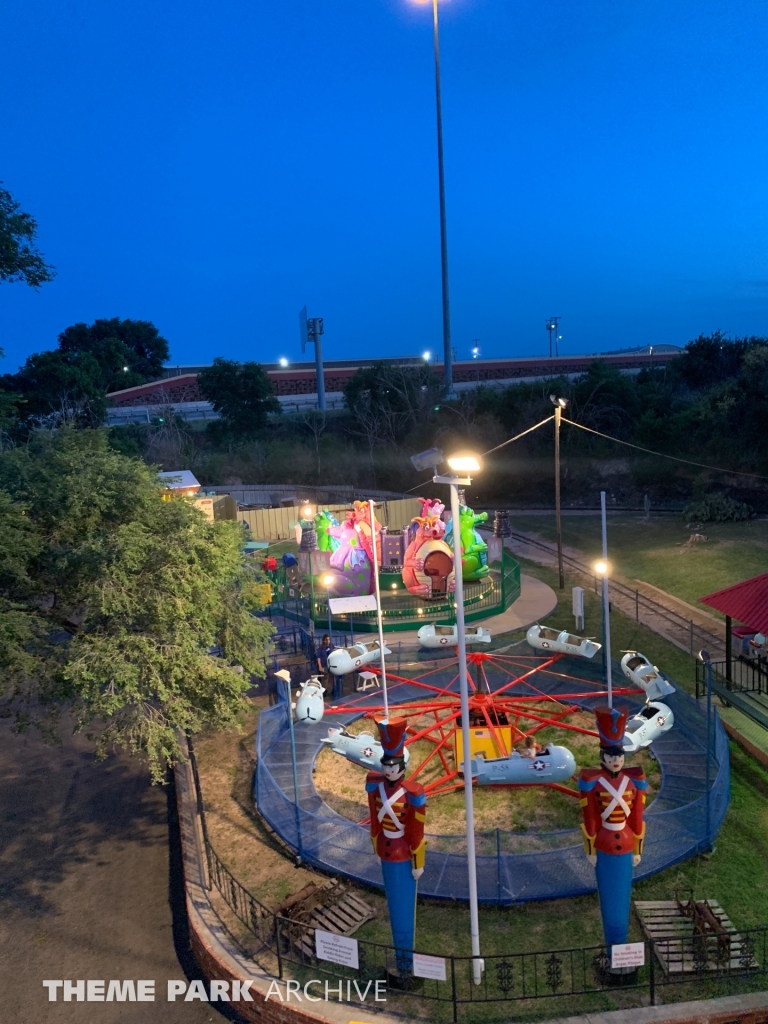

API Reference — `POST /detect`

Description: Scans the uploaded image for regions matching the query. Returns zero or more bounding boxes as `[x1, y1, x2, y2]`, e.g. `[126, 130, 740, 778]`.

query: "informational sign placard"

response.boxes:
[413, 953, 447, 982]
[611, 942, 645, 968]
[328, 594, 378, 614]
[315, 929, 359, 969]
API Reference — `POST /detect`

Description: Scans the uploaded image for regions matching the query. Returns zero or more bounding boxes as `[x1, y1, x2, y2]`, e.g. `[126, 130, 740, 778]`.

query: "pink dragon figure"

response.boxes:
[325, 511, 372, 597]
[402, 498, 455, 599]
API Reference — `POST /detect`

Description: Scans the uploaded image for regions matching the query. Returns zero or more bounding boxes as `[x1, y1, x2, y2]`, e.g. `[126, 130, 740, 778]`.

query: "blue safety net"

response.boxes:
[255, 651, 729, 904]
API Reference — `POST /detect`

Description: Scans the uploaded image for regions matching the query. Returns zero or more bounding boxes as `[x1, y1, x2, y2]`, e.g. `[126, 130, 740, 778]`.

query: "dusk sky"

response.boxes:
[2, 0, 768, 372]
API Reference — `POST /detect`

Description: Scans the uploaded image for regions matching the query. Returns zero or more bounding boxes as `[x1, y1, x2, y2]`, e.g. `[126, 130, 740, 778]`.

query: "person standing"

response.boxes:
[579, 706, 647, 950]
[316, 634, 337, 698]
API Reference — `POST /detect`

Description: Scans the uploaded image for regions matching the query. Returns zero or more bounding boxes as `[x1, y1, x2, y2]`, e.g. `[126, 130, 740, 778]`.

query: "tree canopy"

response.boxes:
[0, 182, 56, 287]
[58, 318, 169, 384]
[198, 357, 281, 437]
[0, 428, 272, 781]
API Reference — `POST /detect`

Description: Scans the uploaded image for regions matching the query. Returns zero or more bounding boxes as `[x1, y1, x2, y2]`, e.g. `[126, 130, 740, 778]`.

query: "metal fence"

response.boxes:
[507, 530, 725, 657]
[186, 736, 762, 1023]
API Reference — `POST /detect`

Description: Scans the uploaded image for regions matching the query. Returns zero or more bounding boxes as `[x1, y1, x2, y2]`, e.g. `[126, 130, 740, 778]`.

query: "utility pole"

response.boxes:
[546, 317, 561, 360]
[299, 306, 326, 411]
[550, 395, 567, 589]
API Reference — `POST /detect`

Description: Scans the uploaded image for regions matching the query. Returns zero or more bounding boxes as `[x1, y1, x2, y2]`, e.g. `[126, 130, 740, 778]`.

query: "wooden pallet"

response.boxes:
[285, 889, 376, 959]
[635, 900, 758, 975]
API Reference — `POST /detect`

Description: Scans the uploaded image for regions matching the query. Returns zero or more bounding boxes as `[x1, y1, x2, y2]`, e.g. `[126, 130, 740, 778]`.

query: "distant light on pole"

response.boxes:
[279, 357, 289, 368]
[594, 560, 609, 577]
[123, 366, 129, 372]
[423, 350, 432, 362]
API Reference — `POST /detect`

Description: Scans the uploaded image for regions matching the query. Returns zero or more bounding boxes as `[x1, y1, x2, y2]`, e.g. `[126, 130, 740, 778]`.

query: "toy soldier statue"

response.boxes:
[578, 705, 647, 949]
[365, 718, 427, 974]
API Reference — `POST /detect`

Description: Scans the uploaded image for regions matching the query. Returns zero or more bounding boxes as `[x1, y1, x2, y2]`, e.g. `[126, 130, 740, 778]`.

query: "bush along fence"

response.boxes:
[186, 737, 767, 1023]
[506, 530, 725, 658]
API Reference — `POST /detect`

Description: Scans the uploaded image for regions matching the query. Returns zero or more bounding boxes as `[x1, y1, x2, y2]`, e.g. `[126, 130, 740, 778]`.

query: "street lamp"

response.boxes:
[549, 395, 568, 590]
[594, 491, 613, 708]
[545, 317, 561, 358]
[410, 445, 484, 984]
[410, 0, 455, 397]
[422, 350, 432, 362]
[279, 357, 289, 368]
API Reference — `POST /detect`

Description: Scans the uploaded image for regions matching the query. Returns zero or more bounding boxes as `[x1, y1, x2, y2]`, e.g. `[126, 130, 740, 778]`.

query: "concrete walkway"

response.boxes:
[0, 717, 238, 1023]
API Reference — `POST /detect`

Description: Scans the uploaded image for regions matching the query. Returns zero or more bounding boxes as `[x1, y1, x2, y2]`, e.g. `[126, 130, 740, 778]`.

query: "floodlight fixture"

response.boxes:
[549, 395, 567, 409]
[446, 452, 482, 473]
[302, 505, 313, 518]
[698, 649, 711, 664]
[410, 447, 444, 473]
[322, 574, 335, 587]
[594, 560, 610, 577]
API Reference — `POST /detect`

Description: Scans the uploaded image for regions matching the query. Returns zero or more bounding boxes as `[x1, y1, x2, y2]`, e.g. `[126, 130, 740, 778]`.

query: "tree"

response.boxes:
[0, 428, 272, 782]
[198, 358, 280, 437]
[0, 183, 56, 287]
[343, 362, 445, 441]
[58, 318, 170, 384]
[1, 349, 108, 424]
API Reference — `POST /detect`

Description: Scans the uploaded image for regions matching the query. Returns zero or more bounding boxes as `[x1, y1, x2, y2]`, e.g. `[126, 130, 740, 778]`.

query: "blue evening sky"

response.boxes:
[2, 0, 768, 372]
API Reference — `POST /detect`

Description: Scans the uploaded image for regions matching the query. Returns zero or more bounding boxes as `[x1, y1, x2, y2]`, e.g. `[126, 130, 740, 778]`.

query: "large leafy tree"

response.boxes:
[198, 357, 280, 437]
[58, 317, 170, 384]
[0, 183, 56, 287]
[2, 349, 108, 424]
[0, 429, 272, 781]
[343, 362, 445, 443]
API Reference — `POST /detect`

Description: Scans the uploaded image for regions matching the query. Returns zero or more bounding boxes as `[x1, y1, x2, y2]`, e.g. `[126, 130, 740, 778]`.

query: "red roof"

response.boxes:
[699, 572, 768, 633]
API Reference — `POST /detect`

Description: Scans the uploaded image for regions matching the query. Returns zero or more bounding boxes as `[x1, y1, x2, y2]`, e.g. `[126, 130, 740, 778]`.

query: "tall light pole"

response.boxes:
[546, 317, 561, 359]
[411, 445, 484, 984]
[413, 0, 454, 397]
[594, 491, 613, 709]
[550, 396, 567, 590]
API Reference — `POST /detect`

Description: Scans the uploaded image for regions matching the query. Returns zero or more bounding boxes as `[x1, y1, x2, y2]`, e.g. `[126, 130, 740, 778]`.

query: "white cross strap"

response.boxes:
[597, 774, 632, 823]
[377, 783, 406, 837]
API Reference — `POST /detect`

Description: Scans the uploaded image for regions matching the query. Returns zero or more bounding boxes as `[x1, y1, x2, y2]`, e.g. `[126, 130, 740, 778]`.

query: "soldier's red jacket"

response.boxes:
[365, 772, 427, 868]
[578, 765, 647, 856]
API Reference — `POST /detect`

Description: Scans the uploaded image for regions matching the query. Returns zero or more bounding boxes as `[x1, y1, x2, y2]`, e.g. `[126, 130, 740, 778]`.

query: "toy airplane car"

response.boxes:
[469, 744, 577, 785]
[293, 676, 325, 724]
[622, 701, 674, 753]
[321, 726, 411, 770]
[620, 651, 675, 702]
[526, 624, 602, 659]
[327, 640, 391, 677]
[417, 623, 492, 648]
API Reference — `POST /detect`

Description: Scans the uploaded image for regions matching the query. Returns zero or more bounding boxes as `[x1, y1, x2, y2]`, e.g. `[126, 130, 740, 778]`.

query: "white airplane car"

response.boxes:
[293, 676, 326, 724]
[471, 744, 577, 785]
[417, 623, 492, 648]
[622, 702, 674, 753]
[526, 624, 602, 659]
[321, 726, 411, 770]
[326, 639, 391, 677]
[620, 652, 675, 702]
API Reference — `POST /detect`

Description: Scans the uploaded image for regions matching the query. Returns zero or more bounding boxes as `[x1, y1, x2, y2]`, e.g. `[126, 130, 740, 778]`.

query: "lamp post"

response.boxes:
[549, 396, 567, 590]
[275, 668, 303, 865]
[594, 492, 613, 708]
[411, 446, 484, 984]
[412, 0, 454, 397]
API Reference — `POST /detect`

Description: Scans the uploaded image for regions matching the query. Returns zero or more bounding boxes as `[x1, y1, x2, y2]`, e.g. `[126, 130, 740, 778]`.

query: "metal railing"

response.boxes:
[186, 737, 765, 1022]
[506, 530, 724, 657]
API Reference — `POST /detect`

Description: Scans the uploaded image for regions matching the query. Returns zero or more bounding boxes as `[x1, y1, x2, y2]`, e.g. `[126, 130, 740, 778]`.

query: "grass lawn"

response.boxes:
[511, 513, 768, 613]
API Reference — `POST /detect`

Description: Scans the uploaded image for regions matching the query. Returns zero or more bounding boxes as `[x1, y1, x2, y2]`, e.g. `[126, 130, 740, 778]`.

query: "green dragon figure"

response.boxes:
[314, 509, 340, 553]
[458, 505, 489, 581]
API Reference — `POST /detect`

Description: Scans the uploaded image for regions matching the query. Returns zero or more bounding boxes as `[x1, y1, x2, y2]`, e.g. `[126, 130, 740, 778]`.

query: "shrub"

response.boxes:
[682, 493, 753, 523]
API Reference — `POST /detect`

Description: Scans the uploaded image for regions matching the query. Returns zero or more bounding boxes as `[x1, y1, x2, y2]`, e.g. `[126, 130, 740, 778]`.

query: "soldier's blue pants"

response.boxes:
[595, 850, 634, 946]
[380, 859, 417, 972]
